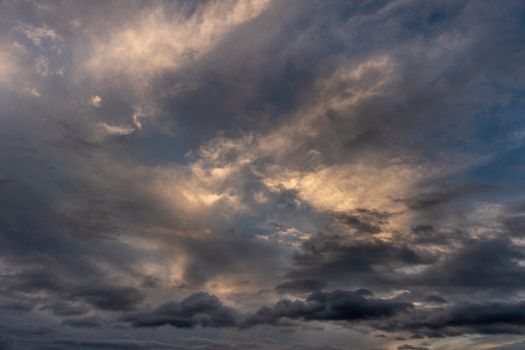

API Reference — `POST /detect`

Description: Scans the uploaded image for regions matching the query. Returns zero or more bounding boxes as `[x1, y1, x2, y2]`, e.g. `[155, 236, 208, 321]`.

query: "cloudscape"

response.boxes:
[1, 1, 525, 349]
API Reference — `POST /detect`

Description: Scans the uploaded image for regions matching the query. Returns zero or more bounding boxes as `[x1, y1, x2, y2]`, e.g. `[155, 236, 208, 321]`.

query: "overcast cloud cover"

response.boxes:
[1, 0, 525, 349]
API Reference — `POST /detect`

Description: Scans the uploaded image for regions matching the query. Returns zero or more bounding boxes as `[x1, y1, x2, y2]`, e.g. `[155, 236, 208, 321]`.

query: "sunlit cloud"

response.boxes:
[89, 95, 102, 108]
[85, 0, 271, 81]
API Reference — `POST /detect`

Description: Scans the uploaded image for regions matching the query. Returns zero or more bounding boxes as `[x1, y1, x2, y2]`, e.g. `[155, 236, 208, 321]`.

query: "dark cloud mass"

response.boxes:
[1, 0, 525, 349]
[68, 284, 145, 311]
[123, 292, 238, 328]
[244, 290, 413, 326]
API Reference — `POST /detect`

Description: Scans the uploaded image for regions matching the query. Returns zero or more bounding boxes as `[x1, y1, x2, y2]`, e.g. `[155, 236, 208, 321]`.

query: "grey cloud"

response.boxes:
[398, 191, 465, 211]
[50, 337, 265, 350]
[389, 301, 525, 337]
[50, 339, 178, 350]
[332, 208, 391, 235]
[3, 266, 64, 294]
[287, 233, 436, 287]
[123, 292, 238, 328]
[502, 215, 525, 237]
[0, 260, 145, 311]
[1, 0, 525, 348]
[355, 289, 374, 297]
[397, 345, 429, 350]
[39, 301, 88, 316]
[68, 284, 145, 311]
[423, 295, 447, 305]
[285, 346, 354, 350]
[60, 316, 104, 329]
[395, 184, 495, 211]
[123, 289, 414, 330]
[244, 290, 412, 327]
[488, 342, 525, 350]
[275, 279, 327, 294]
[175, 230, 284, 287]
[0, 299, 36, 312]
[413, 238, 525, 290]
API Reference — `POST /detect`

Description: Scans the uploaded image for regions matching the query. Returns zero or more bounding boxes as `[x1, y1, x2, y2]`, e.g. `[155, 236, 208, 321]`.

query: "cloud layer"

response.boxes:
[1, 1, 525, 349]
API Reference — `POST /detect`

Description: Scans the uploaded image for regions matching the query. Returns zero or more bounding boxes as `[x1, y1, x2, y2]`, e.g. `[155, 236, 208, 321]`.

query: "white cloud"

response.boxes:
[85, 0, 271, 81]
[29, 88, 41, 97]
[89, 95, 102, 108]
[14, 23, 63, 52]
[34, 55, 50, 76]
[98, 122, 134, 136]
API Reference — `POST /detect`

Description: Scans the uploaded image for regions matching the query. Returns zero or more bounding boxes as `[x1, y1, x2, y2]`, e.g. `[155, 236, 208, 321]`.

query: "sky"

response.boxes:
[1, 0, 525, 349]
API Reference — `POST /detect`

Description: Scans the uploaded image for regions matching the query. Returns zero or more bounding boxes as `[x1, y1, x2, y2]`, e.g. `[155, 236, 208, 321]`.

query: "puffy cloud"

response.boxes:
[123, 292, 238, 328]
[244, 289, 413, 326]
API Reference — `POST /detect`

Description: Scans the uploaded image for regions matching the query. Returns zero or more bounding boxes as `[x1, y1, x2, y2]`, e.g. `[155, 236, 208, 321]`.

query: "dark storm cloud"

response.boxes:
[0, 262, 144, 315]
[46, 339, 180, 350]
[2, 264, 64, 294]
[0, 153, 150, 280]
[397, 345, 429, 350]
[68, 284, 145, 311]
[413, 238, 525, 290]
[244, 290, 412, 327]
[286, 232, 436, 286]
[285, 346, 353, 350]
[331, 208, 391, 235]
[385, 301, 525, 337]
[282, 226, 525, 299]
[123, 289, 414, 331]
[49, 337, 263, 350]
[123, 292, 238, 328]
[1, 0, 525, 348]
